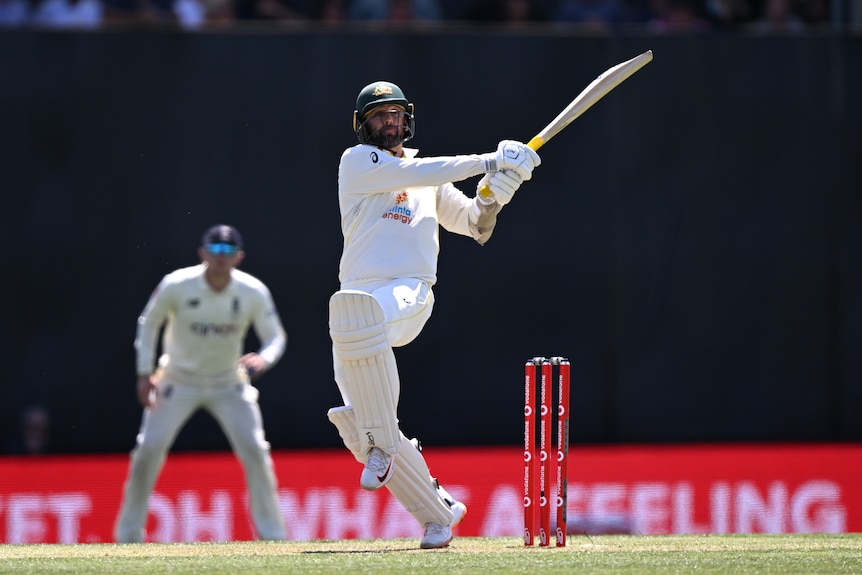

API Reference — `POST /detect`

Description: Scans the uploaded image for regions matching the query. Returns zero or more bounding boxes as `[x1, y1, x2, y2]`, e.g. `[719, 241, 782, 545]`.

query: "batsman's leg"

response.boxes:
[327, 405, 363, 462]
[387, 433, 456, 527]
[209, 383, 285, 541]
[327, 405, 461, 532]
[329, 290, 402, 490]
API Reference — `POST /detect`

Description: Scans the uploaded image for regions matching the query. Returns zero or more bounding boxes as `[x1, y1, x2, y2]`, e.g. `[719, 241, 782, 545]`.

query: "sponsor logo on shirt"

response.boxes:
[190, 323, 239, 337]
[382, 192, 412, 224]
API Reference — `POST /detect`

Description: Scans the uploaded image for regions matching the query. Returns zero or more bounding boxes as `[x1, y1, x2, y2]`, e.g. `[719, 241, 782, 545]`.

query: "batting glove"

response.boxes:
[477, 169, 524, 206]
[481, 140, 541, 181]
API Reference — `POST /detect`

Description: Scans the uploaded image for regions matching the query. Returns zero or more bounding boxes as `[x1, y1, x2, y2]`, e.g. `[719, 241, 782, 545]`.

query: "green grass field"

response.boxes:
[1, 535, 860, 575]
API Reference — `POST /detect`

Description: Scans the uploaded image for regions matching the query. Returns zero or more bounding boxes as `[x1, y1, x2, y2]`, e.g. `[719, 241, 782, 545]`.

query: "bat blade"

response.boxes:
[479, 50, 653, 199]
[529, 50, 653, 151]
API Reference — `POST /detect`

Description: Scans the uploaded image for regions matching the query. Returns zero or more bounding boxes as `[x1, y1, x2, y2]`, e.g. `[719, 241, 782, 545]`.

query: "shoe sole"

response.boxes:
[419, 535, 452, 550]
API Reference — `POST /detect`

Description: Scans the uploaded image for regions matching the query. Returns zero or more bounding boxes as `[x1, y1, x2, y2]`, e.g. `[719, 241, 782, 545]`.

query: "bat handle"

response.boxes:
[478, 135, 546, 199]
[526, 135, 545, 151]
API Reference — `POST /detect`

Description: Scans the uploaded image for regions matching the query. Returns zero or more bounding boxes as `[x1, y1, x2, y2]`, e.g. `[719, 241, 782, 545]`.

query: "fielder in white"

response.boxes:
[115, 225, 287, 543]
[327, 81, 540, 549]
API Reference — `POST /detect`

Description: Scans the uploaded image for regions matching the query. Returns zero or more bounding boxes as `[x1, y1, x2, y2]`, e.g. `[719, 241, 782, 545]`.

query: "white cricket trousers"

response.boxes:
[114, 380, 285, 542]
[332, 277, 434, 405]
[330, 278, 455, 528]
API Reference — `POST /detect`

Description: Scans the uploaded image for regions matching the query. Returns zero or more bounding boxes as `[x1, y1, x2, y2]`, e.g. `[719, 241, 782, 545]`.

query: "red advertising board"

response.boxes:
[0, 443, 859, 543]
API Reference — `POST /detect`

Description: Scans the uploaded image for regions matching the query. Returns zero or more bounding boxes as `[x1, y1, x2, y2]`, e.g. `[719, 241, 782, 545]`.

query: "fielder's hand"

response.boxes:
[240, 352, 268, 381]
[481, 140, 541, 181]
[477, 169, 524, 206]
[137, 374, 157, 408]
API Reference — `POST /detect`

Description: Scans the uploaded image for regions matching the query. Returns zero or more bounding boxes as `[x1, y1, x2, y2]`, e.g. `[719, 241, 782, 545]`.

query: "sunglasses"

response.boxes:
[205, 243, 239, 255]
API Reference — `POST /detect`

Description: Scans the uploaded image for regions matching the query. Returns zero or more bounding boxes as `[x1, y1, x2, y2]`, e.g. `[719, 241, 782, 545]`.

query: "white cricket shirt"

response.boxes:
[337, 144, 490, 287]
[135, 264, 286, 383]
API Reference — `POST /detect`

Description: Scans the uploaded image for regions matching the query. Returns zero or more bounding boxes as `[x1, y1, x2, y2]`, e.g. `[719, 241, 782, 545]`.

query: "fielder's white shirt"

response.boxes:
[338, 144, 490, 287]
[135, 264, 286, 383]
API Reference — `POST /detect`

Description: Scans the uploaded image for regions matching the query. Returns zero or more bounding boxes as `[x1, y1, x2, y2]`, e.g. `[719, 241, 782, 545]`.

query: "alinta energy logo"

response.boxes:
[382, 191, 412, 224]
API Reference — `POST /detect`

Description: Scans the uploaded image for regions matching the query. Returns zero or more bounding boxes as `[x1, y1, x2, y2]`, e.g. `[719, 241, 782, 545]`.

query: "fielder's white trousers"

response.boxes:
[114, 380, 285, 542]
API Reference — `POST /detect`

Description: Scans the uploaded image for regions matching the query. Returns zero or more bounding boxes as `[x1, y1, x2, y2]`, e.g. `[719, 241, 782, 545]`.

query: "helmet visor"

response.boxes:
[362, 107, 410, 148]
[364, 107, 406, 124]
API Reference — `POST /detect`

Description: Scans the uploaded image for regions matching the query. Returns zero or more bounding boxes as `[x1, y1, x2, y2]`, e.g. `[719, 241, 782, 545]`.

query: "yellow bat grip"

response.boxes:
[478, 135, 545, 199]
[526, 136, 545, 151]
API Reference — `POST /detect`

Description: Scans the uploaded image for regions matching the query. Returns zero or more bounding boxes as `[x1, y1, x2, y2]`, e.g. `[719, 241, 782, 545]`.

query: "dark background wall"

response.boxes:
[1, 29, 860, 454]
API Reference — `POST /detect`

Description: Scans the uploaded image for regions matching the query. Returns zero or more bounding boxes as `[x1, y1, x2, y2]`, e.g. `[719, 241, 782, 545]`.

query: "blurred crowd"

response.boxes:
[0, 0, 845, 32]
[3, 405, 52, 456]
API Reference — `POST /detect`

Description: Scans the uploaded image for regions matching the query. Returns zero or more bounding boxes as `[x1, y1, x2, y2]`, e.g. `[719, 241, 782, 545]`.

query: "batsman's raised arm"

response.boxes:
[339, 140, 539, 201]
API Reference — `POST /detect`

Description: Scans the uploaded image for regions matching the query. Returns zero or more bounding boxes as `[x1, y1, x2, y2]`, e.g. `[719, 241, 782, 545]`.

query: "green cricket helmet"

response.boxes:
[353, 81, 415, 148]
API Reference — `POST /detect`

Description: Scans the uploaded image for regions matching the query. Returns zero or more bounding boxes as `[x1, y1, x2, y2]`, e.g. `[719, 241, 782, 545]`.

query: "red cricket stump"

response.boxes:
[539, 359, 553, 546]
[555, 358, 571, 547]
[523, 360, 538, 546]
[524, 356, 570, 548]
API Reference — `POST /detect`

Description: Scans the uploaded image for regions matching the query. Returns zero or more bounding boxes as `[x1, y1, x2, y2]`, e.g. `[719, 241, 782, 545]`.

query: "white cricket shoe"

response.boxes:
[360, 447, 395, 491]
[420, 522, 453, 549]
[420, 482, 468, 549]
[449, 500, 468, 527]
[436, 479, 467, 524]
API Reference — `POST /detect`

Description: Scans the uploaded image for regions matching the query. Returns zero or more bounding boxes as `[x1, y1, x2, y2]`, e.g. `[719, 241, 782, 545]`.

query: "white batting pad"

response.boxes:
[385, 433, 454, 527]
[327, 405, 362, 463]
[329, 290, 401, 455]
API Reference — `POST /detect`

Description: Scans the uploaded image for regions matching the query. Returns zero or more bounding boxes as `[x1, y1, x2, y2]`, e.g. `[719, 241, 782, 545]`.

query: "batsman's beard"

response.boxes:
[370, 126, 405, 150]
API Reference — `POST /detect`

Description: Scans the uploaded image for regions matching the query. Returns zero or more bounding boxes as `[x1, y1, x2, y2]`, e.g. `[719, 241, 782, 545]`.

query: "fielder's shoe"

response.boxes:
[360, 447, 395, 491]
[114, 528, 145, 543]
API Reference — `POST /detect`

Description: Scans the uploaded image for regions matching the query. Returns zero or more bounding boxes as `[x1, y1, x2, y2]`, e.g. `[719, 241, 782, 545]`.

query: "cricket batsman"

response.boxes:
[326, 81, 540, 548]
